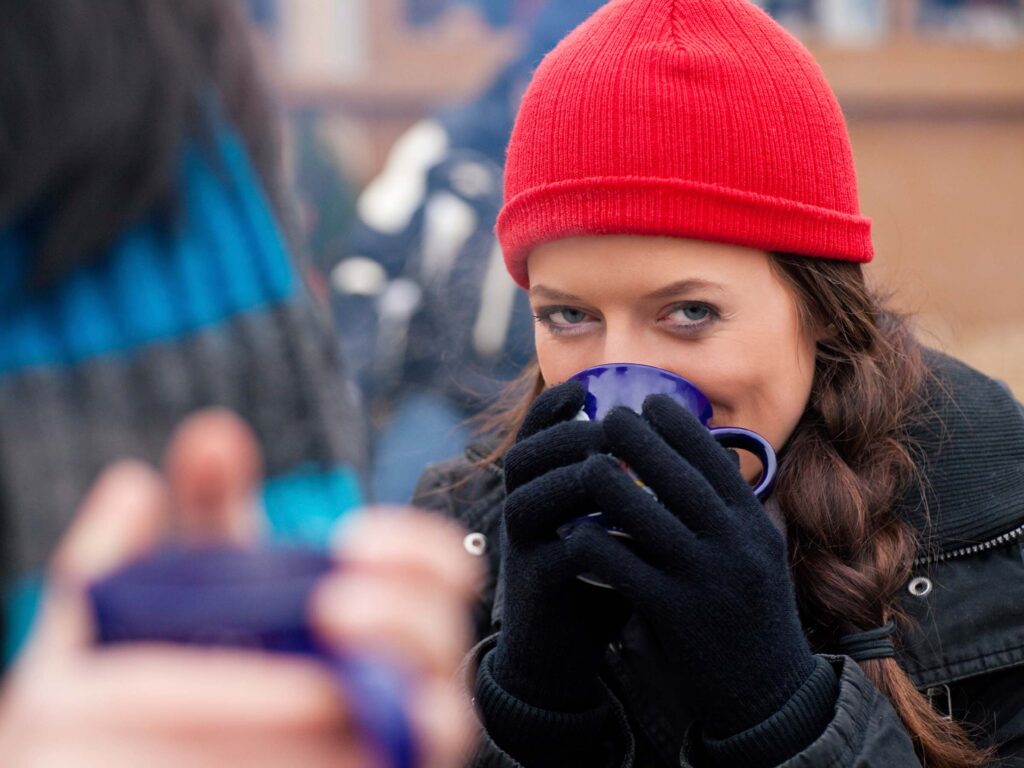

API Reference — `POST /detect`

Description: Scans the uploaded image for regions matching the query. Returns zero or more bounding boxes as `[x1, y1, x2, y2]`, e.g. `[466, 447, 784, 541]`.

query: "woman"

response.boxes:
[414, 1, 1024, 766]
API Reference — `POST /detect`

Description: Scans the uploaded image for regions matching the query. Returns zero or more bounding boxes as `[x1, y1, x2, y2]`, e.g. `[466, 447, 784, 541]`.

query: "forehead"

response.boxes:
[526, 236, 779, 299]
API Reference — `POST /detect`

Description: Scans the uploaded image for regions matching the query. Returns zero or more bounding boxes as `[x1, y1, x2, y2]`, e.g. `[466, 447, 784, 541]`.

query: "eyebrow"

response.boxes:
[529, 279, 726, 303]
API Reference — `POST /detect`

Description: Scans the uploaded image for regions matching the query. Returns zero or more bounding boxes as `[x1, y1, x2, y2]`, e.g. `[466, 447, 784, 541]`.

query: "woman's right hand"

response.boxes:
[487, 381, 629, 713]
[0, 410, 480, 768]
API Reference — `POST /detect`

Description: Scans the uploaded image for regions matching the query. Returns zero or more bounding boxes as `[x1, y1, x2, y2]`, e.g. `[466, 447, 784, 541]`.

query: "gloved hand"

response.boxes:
[486, 380, 630, 712]
[564, 395, 830, 748]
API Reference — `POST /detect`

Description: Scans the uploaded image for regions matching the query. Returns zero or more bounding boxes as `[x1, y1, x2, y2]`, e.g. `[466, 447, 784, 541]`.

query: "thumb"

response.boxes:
[163, 408, 265, 547]
[29, 461, 169, 659]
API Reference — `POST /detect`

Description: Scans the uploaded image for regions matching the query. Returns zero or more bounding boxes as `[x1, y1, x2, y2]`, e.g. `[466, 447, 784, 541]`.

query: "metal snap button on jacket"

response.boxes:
[464, 532, 488, 556]
[908, 576, 933, 598]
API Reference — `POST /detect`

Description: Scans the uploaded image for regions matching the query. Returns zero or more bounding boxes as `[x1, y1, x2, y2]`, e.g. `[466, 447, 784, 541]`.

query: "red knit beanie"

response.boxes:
[498, 0, 873, 289]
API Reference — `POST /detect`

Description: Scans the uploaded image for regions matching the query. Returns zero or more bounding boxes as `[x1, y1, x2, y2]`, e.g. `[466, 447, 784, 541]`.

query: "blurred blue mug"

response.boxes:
[89, 546, 415, 768]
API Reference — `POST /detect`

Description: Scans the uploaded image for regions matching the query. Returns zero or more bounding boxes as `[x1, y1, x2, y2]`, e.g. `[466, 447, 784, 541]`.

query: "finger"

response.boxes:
[32, 649, 372, 768]
[50, 461, 170, 587]
[562, 521, 668, 605]
[310, 571, 472, 679]
[163, 408, 264, 546]
[503, 463, 592, 542]
[516, 380, 586, 441]
[333, 509, 482, 603]
[26, 462, 171, 658]
[63, 647, 346, 735]
[504, 419, 605, 490]
[579, 454, 697, 567]
[17, 722, 369, 768]
[7, 598, 88, 674]
[174, 733, 368, 768]
[406, 677, 476, 768]
[642, 395, 752, 504]
[75, 649, 467, 768]
[175, 733, 367, 768]
[602, 406, 730, 533]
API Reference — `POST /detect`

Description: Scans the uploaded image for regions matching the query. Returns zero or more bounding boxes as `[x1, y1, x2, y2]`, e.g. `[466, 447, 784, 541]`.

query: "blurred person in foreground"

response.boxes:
[0, 1, 477, 764]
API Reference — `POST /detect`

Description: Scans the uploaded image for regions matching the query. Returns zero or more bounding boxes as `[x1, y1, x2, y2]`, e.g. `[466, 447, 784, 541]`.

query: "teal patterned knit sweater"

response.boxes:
[0, 129, 366, 662]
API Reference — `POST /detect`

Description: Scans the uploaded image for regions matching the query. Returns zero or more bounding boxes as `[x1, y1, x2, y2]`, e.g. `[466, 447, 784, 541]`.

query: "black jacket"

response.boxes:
[414, 350, 1024, 766]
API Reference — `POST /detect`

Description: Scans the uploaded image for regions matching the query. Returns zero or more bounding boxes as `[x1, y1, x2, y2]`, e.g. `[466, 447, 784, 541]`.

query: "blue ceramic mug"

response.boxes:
[562, 364, 778, 587]
[89, 546, 415, 768]
[571, 362, 777, 498]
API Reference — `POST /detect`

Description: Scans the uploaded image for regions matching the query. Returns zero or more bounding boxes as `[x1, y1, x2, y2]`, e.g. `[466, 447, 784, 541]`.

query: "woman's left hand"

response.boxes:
[563, 395, 818, 741]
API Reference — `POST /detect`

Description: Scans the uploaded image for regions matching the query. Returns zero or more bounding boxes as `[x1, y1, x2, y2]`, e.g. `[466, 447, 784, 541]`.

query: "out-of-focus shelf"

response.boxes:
[280, 38, 1024, 119]
[273, 0, 519, 116]
[278, 51, 515, 114]
[280, 82, 451, 116]
[809, 38, 1024, 117]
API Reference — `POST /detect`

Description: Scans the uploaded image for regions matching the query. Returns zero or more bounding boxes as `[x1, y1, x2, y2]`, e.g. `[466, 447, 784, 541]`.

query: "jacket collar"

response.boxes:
[898, 349, 1024, 554]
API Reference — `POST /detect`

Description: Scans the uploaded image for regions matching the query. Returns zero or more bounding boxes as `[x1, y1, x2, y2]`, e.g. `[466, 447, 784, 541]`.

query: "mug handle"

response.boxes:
[707, 427, 778, 500]
[328, 654, 416, 768]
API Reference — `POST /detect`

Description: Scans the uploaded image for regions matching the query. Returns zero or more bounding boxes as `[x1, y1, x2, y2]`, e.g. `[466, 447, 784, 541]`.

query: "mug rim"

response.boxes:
[569, 362, 713, 423]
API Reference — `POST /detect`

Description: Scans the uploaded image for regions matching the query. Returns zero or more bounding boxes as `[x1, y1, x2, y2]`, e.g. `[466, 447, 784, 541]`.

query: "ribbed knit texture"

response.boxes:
[0, 129, 366, 661]
[498, 0, 872, 288]
[475, 649, 615, 768]
[699, 656, 838, 767]
[901, 349, 1024, 552]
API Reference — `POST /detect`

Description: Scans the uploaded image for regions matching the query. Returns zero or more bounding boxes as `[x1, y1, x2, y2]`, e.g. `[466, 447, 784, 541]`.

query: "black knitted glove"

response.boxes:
[564, 395, 834, 758]
[487, 380, 630, 711]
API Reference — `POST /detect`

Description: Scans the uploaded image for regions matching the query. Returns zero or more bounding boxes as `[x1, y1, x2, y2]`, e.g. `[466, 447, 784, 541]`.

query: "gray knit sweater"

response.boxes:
[0, 130, 366, 661]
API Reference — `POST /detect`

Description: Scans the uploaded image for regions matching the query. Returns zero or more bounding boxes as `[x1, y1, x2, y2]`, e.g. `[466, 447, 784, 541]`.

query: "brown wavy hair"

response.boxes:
[474, 253, 991, 766]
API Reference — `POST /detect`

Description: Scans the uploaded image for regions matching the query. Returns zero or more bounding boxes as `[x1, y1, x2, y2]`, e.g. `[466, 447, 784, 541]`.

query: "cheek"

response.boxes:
[753, 351, 815, 448]
[695, 346, 814, 484]
[695, 326, 816, 450]
[534, 333, 582, 386]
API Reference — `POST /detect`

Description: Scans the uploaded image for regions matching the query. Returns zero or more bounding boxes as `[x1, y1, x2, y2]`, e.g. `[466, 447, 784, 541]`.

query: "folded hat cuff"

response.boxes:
[498, 176, 873, 289]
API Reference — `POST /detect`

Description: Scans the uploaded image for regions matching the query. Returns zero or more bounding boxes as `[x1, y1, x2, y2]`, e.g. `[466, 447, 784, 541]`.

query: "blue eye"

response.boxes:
[552, 308, 589, 324]
[680, 305, 709, 321]
[533, 306, 597, 336]
[663, 302, 718, 332]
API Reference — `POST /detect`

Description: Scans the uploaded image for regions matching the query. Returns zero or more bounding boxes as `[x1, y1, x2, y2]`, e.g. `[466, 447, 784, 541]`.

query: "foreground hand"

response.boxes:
[0, 410, 480, 767]
[563, 395, 816, 739]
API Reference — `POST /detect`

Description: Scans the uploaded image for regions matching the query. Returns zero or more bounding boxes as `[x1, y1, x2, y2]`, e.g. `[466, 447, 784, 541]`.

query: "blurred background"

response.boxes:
[245, 0, 1024, 501]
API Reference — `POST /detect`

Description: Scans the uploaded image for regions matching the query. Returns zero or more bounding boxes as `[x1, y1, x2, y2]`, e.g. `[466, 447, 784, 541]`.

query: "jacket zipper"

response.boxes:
[913, 521, 1024, 567]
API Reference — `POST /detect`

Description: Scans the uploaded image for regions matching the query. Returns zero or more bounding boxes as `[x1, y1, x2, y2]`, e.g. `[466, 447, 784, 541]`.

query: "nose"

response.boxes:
[601, 327, 671, 371]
